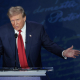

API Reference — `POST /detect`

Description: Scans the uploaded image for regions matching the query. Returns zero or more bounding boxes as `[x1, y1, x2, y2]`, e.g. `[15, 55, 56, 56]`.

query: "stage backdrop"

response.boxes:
[0, 0, 80, 80]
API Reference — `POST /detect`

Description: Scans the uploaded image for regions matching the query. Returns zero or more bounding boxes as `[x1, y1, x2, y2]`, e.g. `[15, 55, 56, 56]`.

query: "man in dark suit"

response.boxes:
[0, 6, 80, 68]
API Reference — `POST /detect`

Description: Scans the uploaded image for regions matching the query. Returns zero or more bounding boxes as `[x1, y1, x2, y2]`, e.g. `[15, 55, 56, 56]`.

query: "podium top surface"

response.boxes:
[0, 67, 53, 76]
[0, 67, 53, 71]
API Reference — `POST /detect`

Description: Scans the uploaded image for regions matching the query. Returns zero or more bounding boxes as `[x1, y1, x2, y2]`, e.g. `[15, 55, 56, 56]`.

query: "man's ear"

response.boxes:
[24, 16, 26, 21]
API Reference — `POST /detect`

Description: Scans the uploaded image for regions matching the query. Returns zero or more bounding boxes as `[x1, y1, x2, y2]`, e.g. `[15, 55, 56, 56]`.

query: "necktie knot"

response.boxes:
[18, 30, 21, 34]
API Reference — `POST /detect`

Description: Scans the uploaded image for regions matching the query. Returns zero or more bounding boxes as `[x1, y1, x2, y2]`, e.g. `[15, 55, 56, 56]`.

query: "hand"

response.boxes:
[63, 45, 80, 58]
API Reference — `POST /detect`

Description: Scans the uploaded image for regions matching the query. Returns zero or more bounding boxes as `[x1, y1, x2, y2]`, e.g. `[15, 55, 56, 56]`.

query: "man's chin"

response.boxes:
[14, 28, 20, 31]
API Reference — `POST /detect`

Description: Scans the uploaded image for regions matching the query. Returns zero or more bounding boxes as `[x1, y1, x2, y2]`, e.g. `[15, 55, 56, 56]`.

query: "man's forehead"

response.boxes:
[9, 13, 23, 18]
[9, 14, 23, 20]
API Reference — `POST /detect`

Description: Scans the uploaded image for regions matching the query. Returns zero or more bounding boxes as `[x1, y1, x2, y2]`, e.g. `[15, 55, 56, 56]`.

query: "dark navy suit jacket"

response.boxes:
[0, 21, 64, 68]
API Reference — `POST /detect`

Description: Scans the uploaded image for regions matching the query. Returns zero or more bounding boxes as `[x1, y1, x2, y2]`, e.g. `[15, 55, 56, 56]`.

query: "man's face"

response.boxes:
[9, 14, 26, 30]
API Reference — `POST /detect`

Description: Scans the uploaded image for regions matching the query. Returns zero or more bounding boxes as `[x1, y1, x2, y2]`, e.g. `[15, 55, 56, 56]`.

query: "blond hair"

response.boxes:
[7, 6, 26, 17]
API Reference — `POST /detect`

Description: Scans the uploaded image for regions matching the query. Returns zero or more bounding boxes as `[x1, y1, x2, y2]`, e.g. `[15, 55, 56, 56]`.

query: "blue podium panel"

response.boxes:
[0, 77, 41, 80]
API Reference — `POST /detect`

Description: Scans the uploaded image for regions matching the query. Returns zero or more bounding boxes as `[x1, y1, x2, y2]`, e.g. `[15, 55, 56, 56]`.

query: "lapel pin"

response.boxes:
[29, 34, 32, 37]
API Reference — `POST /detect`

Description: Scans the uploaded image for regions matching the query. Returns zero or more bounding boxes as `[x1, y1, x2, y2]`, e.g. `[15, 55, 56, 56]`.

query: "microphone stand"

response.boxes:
[14, 33, 18, 69]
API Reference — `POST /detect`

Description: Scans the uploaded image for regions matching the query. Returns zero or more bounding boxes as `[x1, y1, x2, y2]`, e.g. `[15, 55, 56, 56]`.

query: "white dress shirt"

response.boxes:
[14, 22, 26, 48]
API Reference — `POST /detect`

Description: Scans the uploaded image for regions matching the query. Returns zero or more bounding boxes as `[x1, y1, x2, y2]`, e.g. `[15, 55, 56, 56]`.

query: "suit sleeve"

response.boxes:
[41, 25, 64, 58]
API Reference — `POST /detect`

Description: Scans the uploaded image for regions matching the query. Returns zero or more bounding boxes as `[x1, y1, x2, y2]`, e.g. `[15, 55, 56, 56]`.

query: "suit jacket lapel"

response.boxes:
[8, 24, 16, 56]
[25, 21, 33, 59]
[8, 24, 20, 67]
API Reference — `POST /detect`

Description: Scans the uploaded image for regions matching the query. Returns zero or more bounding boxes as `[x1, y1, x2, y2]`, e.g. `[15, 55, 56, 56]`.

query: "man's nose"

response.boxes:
[14, 21, 17, 25]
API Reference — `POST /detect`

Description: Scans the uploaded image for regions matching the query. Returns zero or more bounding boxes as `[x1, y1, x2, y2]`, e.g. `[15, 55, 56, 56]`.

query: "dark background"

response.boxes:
[0, 0, 80, 80]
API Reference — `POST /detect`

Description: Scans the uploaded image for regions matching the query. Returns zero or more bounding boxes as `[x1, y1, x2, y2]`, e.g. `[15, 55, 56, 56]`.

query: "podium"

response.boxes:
[0, 67, 53, 80]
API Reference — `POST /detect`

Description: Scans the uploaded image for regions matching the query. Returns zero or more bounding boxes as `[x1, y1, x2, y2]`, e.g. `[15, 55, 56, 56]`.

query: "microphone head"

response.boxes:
[14, 33, 18, 38]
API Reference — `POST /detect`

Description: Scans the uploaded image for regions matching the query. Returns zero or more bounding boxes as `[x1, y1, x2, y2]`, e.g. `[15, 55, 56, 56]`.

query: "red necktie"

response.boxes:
[17, 30, 29, 68]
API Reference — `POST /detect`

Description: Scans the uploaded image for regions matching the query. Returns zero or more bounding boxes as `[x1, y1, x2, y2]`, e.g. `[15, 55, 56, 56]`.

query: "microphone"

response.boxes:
[25, 41, 27, 43]
[14, 33, 18, 38]
[14, 33, 18, 69]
